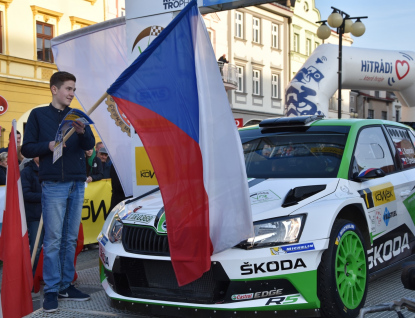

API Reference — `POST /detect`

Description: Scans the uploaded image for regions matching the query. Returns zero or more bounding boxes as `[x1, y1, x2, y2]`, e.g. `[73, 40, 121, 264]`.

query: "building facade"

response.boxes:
[351, 90, 401, 121]
[0, 0, 124, 147]
[204, 3, 293, 126]
[1, 0, 363, 142]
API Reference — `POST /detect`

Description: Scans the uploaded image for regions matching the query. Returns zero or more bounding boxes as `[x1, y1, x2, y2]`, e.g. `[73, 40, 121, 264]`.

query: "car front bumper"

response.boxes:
[100, 237, 329, 317]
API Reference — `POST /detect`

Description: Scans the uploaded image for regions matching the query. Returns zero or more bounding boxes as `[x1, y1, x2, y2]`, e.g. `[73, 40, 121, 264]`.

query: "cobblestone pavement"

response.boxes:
[0, 245, 414, 317]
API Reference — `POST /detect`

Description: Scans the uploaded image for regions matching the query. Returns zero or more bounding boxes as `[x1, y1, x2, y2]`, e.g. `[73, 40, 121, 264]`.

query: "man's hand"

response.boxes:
[86, 176, 93, 183]
[49, 141, 66, 152]
[72, 120, 86, 134]
[49, 141, 55, 152]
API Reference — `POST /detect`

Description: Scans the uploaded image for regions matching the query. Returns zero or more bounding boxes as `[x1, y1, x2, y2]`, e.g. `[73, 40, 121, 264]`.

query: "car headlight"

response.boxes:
[108, 217, 123, 243]
[101, 201, 126, 244]
[236, 215, 305, 249]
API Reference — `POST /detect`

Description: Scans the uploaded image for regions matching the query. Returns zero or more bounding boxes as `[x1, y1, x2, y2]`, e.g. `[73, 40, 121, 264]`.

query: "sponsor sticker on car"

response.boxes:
[250, 190, 281, 205]
[126, 213, 155, 223]
[335, 223, 355, 245]
[358, 182, 396, 209]
[270, 243, 315, 255]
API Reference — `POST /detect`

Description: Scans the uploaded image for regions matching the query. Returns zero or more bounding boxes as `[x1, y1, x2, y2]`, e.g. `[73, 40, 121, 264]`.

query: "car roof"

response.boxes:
[239, 118, 412, 131]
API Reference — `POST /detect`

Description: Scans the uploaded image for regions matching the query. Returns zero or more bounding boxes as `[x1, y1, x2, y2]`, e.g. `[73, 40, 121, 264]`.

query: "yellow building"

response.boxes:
[0, 0, 124, 147]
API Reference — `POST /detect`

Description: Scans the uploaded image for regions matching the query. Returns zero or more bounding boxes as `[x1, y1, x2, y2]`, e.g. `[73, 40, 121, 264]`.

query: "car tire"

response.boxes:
[318, 219, 368, 318]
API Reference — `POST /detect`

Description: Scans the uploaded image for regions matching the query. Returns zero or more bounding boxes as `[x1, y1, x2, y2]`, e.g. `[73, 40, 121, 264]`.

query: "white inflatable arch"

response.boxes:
[285, 44, 415, 117]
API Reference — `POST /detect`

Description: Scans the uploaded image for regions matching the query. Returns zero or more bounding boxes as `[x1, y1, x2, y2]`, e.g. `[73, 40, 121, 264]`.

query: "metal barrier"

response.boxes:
[217, 62, 238, 87]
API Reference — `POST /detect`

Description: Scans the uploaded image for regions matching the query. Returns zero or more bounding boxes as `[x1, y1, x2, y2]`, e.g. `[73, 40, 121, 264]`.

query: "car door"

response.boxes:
[385, 125, 415, 241]
[349, 125, 411, 272]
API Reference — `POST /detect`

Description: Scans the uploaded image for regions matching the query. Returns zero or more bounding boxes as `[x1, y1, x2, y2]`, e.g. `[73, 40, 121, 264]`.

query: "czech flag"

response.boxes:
[108, 0, 253, 286]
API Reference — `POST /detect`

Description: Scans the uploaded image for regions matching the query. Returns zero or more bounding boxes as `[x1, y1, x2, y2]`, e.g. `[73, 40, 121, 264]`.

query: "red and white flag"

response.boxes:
[0, 121, 33, 317]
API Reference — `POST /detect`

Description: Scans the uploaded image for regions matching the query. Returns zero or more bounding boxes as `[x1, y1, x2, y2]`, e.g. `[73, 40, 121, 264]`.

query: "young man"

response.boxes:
[21, 71, 95, 313]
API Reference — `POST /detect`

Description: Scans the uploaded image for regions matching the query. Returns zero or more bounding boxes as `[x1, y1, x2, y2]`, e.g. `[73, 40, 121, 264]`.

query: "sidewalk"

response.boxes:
[25, 266, 148, 317]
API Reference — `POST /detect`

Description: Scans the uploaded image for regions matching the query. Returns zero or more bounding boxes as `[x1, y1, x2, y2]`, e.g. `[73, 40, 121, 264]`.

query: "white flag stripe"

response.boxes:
[194, 12, 254, 253]
[52, 19, 132, 196]
[17, 177, 27, 236]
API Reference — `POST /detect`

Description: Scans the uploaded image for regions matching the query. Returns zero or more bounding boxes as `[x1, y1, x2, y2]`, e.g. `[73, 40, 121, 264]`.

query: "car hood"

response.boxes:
[120, 178, 339, 227]
[247, 178, 339, 221]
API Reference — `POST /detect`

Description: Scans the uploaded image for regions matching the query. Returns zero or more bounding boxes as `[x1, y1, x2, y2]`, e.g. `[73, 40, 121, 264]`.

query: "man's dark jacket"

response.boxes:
[102, 161, 111, 179]
[21, 160, 42, 222]
[21, 104, 95, 182]
[87, 156, 104, 181]
[0, 165, 6, 185]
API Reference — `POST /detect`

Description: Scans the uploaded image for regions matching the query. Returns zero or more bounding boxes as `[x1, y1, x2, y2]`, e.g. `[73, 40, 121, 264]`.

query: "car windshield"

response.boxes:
[241, 129, 348, 178]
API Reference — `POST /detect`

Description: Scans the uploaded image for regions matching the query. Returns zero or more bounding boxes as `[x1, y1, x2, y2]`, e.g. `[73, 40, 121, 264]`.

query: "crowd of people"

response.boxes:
[0, 71, 131, 313]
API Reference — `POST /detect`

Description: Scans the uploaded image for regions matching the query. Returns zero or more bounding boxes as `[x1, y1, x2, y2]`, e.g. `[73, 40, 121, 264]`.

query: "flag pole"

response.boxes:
[31, 214, 42, 267]
[31, 91, 109, 267]
[62, 92, 109, 143]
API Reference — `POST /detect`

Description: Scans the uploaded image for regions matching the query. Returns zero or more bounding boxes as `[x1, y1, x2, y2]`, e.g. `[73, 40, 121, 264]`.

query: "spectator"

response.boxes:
[0, 131, 22, 163]
[95, 141, 103, 154]
[110, 164, 132, 212]
[85, 149, 103, 183]
[218, 54, 229, 64]
[218, 54, 228, 76]
[19, 157, 32, 171]
[0, 130, 21, 152]
[97, 147, 111, 178]
[0, 152, 8, 185]
[21, 71, 93, 312]
[21, 157, 44, 276]
[96, 141, 112, 166]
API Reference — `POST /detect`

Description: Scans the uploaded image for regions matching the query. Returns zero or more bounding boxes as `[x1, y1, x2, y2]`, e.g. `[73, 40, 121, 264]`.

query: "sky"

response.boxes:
[314, 0, 415, 52]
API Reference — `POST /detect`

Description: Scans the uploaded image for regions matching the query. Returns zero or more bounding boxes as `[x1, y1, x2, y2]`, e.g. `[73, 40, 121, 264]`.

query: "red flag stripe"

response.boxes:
[113, 97, 212, 286]
[0, 125, 33, 317]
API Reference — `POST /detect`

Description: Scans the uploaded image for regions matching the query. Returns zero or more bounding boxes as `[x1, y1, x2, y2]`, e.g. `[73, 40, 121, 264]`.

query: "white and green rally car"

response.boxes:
[98, 115, 415, 317]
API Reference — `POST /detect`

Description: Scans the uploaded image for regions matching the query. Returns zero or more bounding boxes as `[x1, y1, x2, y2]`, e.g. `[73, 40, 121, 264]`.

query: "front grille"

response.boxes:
[122, 225, 169, 256]
[107, 258, 229, 304]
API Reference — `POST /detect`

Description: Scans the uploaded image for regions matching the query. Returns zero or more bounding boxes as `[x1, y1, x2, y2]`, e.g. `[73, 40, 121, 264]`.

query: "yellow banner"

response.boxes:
[135, 146, 158, 186]
[81, 179, 112, 244]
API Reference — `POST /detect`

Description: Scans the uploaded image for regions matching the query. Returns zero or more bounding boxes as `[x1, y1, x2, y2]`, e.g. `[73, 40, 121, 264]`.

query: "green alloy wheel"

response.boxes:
[318, 219, 368, 318]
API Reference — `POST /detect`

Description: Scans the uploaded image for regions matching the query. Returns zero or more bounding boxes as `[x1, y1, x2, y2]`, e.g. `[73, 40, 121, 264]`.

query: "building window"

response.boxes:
[235, 12, 243, 38]
[368, 109, 374, 119]
[396, 110, 400, 122]
[36, 21, 53, 62]
[381, 111, 387, 120]
[236, 66, 244, 93]
[315, 42, 320, 49]
[253, 70, 261, 95]
[293, 33, 299, 52]
[375, 91, 380, 98]
[271, 24, 278, 48]
[306, 38, 311, 56]
[272, 74, 279, 98]
[253, 17, 260, 43]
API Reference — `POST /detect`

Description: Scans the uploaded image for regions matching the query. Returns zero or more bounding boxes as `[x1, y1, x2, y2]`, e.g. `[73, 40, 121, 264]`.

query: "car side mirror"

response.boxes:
[353, 168, 386, 182]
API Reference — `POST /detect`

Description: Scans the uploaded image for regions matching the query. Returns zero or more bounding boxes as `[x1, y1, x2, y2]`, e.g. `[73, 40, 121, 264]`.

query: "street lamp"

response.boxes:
[316, 7, 368, 119]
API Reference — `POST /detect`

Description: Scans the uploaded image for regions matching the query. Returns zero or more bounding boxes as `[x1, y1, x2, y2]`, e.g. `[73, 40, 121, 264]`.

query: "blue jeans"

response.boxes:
[27, 220, 44, 276]
[41, 181, 84, 293]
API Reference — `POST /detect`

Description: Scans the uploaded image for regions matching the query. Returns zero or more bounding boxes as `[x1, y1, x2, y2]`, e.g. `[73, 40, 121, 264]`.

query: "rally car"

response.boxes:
[98, 115, 415, 317]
